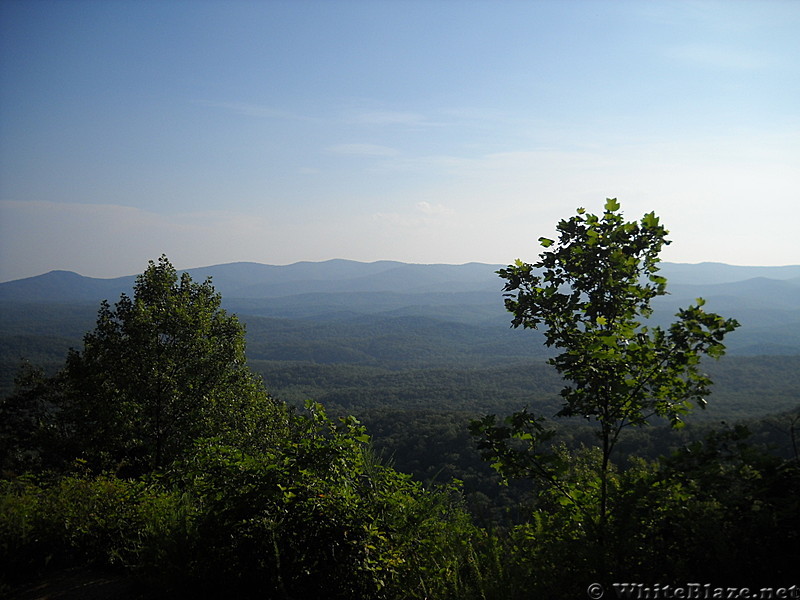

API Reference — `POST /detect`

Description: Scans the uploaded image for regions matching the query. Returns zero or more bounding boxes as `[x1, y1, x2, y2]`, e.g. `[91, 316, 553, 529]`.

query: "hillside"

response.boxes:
[2, 259, 799, 353]
[2, 260, 800, 410]
[3, 259, 800, 300]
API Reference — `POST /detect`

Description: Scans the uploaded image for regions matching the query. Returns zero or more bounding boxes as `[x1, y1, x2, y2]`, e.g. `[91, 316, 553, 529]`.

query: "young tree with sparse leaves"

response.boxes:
[471, 199, 739, 559]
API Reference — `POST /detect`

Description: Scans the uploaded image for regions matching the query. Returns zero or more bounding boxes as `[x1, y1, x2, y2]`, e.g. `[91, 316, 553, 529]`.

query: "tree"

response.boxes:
[471, 199, 739, 565]
[5, 255, 286, 474]
[1, 258, 486, 598]
[0, 362, 70, 473]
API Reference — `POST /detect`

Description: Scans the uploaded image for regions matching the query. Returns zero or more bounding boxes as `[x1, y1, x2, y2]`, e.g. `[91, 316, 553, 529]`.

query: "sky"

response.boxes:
[1, 0, 798, 282]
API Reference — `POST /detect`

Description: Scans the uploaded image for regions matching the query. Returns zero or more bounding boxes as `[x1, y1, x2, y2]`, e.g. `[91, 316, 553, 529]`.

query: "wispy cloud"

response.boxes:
[665, 43, 769, 70]
[349, 110, 431, 127]
[370, 202, 456, 235]
[416, 201, 454, 216]
[202, 102, 445, 130]
[196, 100, 312, 121]
[326, 143, 400, 157]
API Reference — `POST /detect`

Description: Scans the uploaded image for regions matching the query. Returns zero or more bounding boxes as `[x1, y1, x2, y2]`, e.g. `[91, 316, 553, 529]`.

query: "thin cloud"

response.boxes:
[416, 201, 454, 216]
[196, 100, 313, 121]
[350, 110, 429, 126]
[327, 143, 400, 157]
[665, 43, 769, 70]
[371, 202, 456, 233]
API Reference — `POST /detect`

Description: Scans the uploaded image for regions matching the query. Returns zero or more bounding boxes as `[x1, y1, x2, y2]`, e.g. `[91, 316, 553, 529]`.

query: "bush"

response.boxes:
[1, 403, 487, 599]
[0, 471, 158, 583]
[153, 402, 483, 599]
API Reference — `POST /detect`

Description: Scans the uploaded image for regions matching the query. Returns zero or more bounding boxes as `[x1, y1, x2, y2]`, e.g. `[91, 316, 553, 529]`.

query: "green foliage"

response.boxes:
[0, 470, 169, 582]
[473, 200, 741, 581]
[478, 201, 738, 476]
[484, 429, 800, 596]
[1, 256, 288, 475]
[0, 363, 69, 474]
[2, 248, 798, 597]
[650, 425, 800, 582]
[152, 401, 481, 599]
[0, 256, 488, 598]
[496, 200, 739, 431]
[0, 402, 484, 599]
[64, 255, 285, 473]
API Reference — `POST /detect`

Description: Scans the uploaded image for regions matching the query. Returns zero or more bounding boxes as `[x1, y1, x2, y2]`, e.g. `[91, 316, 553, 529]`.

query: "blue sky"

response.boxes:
[1, 0, 798, 281]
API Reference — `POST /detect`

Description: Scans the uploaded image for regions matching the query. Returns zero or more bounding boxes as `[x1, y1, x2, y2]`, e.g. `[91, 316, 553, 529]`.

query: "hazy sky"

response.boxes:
[1, 0, 798, 281]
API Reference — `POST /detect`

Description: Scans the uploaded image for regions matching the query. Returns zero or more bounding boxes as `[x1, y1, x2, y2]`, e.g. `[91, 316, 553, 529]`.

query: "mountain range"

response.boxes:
[0, 260, 503, 302]
[1, 260, 799, 361]
[3, 259, 800, 299]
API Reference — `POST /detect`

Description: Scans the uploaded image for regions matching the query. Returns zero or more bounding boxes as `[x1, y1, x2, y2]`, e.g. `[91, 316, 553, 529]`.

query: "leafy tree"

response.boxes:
[1, 258, 488, 598]
[471, 199, 739, 566]
[2, 255, 286, 474]
[652, 425, 800, 583]
[0, 362, 70, 473]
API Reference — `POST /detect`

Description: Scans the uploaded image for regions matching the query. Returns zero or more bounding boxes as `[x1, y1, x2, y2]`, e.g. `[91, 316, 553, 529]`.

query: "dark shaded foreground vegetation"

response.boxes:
[2, 205, 799, 598]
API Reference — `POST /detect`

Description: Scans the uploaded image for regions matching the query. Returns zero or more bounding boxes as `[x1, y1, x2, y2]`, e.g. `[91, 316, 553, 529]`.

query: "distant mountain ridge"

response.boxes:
[2, 259, 800, 303]
[654, 262, 800, 285]
[0, 270, 137, 303]
[2, 260, 799, 356]
[0, 260, 505, 302]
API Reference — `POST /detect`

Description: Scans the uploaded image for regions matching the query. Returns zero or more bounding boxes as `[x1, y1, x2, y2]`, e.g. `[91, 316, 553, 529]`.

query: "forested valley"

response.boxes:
[1, 203, 799, 598]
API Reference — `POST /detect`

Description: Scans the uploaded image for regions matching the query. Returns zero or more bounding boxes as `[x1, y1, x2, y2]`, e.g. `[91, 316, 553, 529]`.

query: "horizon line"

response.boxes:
[3, 258, 800, 284]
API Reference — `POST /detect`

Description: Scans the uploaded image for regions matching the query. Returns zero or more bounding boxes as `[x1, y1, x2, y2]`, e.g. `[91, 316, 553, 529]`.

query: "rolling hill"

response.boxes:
[2, 259, 799, 352]
[2, 260, 799, 408]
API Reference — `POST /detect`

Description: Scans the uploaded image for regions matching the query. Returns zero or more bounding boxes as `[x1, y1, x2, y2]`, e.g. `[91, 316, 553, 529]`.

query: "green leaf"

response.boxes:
[600, 335, 617, 347]
[538, 237, 554, 248]
[604, 198, 621, 212]
[641, 211, 660, 228]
